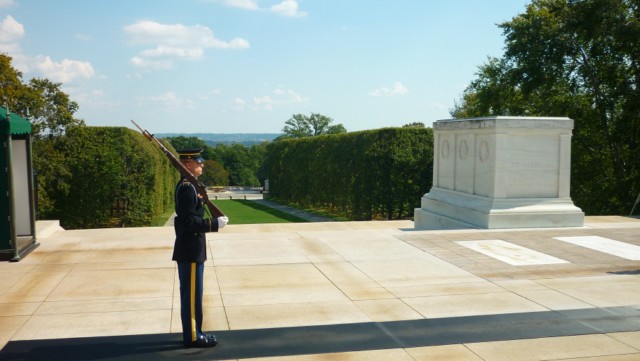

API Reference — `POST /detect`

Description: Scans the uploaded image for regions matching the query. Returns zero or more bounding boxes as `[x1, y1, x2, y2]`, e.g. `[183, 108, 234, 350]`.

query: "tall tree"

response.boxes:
[0, 55, 88, 218]
[451, 0, 640, 215]
[402, 122, 426, 128]
[0, 54, 24, 109]
[200, 159, 229, 186]
[280, 113, 347, 138]
[23, 78, 84, 139]
[163, 136, 208, 152]
[281, 114, 312, 138]
[215, 143, 260, 186]
[0, 54, 83, 138]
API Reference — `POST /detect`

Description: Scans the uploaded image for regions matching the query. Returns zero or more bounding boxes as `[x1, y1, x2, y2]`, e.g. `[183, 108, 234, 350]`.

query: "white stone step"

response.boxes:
[36, 220, 64, 239]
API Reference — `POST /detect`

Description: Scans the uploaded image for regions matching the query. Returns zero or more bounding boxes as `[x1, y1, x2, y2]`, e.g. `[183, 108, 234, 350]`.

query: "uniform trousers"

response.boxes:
[176, 261, 205, 346]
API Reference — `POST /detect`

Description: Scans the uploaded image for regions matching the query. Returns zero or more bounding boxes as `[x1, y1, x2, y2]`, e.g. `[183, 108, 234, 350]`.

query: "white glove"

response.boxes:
[217, 216, 229, 229]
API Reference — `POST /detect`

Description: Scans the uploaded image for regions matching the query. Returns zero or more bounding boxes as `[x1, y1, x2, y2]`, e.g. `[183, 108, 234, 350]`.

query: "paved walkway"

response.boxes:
[251, 199, 334, 222]
[1, 216, 640, 360]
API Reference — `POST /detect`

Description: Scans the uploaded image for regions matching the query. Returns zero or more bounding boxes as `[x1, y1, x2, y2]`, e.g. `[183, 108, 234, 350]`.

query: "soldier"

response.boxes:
[173, 148, 228, 348]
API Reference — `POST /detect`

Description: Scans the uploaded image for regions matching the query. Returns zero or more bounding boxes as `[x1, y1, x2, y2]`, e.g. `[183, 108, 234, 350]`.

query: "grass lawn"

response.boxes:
[211, 199, 308, 224]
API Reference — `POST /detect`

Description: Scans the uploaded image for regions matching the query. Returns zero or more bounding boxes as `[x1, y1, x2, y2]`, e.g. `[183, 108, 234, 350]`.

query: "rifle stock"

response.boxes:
[131, 120, 226, 218]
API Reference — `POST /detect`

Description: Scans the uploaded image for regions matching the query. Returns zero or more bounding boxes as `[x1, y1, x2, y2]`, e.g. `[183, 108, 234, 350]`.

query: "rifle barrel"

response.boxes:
[130, 120, 226, 218]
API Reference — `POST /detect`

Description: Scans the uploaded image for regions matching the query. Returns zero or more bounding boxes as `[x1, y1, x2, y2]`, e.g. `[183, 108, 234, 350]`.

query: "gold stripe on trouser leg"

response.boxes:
[190, 262, 197, 342]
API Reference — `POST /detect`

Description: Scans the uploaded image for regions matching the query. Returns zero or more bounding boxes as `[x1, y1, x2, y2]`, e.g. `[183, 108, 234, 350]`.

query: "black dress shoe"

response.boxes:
[204, 333, 217, 344]
[187, 334, 218, 348]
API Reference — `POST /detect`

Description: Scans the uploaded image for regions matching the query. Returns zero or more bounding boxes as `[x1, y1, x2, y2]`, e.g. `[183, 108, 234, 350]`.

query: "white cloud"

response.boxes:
[124, 20, 248, 50]
[69, 88, 118, 109]
[140, 45, 204, 58]
[216, 0, 259, 10]
[0, 15, 26, 72]
[130, 56, 173, 70]
[74, 33, 92, 41]
[253, 95, 274, 110]
[0, 0, 15, 8]
[124, 20, 249, 69]
[270, 0, 306, 17]
[0, 15, 23, 43]
[0, 15, 24, 56]
[0, 39, 22, 56]
[368, 82, 409, 97]
[1, 15, 95, 83]
[234, 97, 247, 110]
[213, 0, 306, 17]
[33, 55, 95, 83]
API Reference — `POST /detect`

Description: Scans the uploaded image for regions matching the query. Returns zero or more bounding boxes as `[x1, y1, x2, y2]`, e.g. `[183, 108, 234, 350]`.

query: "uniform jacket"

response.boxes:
[172, 177, 218, 263]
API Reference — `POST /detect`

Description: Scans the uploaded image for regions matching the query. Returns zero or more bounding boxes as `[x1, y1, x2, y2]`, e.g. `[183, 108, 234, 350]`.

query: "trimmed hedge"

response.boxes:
[43, 126, 178, 229]
[264, 127, 434, 220]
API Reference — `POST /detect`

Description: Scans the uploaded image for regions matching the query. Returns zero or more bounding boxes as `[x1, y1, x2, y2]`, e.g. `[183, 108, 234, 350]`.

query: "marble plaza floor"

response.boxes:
[1, 216, 640, 360]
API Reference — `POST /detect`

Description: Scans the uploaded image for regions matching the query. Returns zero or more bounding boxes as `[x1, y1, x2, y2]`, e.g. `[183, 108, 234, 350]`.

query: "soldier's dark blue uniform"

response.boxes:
[172, 149, 226, 348]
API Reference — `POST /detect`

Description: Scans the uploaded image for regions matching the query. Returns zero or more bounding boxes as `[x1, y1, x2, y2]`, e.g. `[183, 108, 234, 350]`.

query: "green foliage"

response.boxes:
[280, 113, 347, 139]
[38, 127, 178, 229]
[0, 54, 24, 108]
[23, 78, 84, 139]
[32, 135, 73, 218]
[0, 54, 83, 140]
[0, 54, 92, 224]
[214, 143, 262, 186]
[201, 159, 229, 186]
[451, 0, 640, 215]
[1, 54, 176, 228]
[162, 136, 215, 160]
[164, 136, 266, 187]
[402, 122, 426, 128]
[264, 128, 433, 220]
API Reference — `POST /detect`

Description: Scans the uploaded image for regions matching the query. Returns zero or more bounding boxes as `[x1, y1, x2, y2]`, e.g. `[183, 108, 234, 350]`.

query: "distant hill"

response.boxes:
[157, 133, 281, 146]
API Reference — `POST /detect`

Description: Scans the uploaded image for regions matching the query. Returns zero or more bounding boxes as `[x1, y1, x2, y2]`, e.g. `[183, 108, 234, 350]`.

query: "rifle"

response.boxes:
[130, 120, 226, 218]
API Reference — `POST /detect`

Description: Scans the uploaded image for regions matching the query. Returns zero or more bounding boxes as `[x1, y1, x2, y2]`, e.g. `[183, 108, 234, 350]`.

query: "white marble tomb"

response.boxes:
[414, 116, 585, 229]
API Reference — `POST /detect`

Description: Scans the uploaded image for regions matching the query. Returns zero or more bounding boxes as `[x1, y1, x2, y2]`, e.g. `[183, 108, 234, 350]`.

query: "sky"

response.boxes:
[0, 0, 530, 134]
